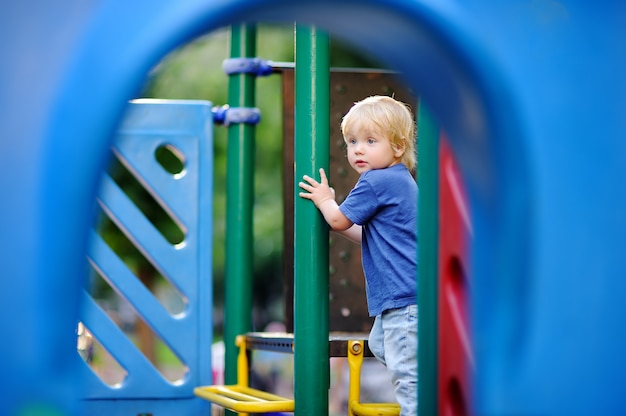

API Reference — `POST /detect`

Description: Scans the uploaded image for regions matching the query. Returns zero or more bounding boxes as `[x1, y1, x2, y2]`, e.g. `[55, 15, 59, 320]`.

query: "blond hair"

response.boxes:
[340, 95, 417, 171]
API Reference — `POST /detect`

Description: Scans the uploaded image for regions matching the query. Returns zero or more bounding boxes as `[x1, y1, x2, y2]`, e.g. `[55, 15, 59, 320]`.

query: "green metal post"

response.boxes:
[294, 25, 330, 416]
[417, 103, 440, 416]
[224, 24, 256, 391]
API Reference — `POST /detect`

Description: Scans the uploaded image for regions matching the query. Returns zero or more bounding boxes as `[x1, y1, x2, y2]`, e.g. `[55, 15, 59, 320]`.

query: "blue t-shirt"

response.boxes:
[339, 163, 418, 316]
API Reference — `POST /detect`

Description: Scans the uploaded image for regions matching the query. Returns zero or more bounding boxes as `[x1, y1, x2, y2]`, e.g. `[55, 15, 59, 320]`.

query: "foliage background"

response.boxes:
[139, 25, 293, 331]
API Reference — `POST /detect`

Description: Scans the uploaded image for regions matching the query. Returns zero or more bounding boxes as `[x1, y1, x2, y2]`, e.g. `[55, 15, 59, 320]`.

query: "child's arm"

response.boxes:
[338, 224, 362, 244]
[299, 168, 354, 231]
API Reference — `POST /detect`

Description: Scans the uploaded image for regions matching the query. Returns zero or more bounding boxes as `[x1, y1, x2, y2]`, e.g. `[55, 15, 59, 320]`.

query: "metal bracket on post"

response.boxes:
[223, 57, 274, 76]
[212, 105, 261, 126]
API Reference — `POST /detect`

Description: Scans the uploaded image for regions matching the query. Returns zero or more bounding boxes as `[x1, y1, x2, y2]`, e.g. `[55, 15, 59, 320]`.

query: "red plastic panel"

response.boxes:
[438, 135, 472, 416]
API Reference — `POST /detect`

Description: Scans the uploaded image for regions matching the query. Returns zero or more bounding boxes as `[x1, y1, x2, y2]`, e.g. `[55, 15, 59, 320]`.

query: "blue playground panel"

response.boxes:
[0, 1, 625, 415]
[80, 100, 213, 415]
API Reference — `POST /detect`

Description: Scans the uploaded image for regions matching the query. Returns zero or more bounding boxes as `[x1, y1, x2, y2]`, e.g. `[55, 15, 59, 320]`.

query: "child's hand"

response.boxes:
[298, 168, 336, 208]
[299, 168, 353, 231]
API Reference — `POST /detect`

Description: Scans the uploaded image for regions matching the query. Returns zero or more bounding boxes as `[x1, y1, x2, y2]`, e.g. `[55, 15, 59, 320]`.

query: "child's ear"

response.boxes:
[393, 139, 407, 157]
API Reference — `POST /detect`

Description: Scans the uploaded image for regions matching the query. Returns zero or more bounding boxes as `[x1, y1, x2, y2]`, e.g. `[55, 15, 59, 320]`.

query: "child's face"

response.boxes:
[343, 122, 404, 174]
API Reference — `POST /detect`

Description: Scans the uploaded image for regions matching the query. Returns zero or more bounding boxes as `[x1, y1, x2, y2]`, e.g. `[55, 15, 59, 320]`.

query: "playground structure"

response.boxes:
[77, 41, 430, 415]
[187, 55, 426, 416]
[2, 1, 626, 416]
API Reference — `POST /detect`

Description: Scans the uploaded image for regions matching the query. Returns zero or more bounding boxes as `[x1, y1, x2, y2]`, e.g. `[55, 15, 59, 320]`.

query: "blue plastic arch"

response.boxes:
[1, 1, 625, 415]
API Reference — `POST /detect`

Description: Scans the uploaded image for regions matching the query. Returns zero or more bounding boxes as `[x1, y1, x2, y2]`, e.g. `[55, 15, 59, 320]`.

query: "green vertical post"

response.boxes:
[294, 25, 330, 416]
[224, 24, 256, 390]
[417, 103, 440, 416]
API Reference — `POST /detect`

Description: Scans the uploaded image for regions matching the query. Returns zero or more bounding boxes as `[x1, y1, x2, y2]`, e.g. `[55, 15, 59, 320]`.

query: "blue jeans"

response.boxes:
[368, 304, 418, 416]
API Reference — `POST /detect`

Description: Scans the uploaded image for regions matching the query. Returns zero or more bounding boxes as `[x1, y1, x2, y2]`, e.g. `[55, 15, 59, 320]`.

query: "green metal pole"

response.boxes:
[224, 24, 256, 391]
[417, 103, 439, 416]
[294, 25, 330, 416]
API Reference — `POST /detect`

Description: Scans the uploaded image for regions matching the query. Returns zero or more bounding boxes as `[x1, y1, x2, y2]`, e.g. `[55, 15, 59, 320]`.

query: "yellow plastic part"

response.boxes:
[347, 340, 401, 416]
[194, 335, 295, 415]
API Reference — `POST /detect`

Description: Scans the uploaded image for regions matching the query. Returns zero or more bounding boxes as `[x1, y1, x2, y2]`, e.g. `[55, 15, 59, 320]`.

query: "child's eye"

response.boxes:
[348, 138, 357, 145]
[367, 138, 376, 144]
